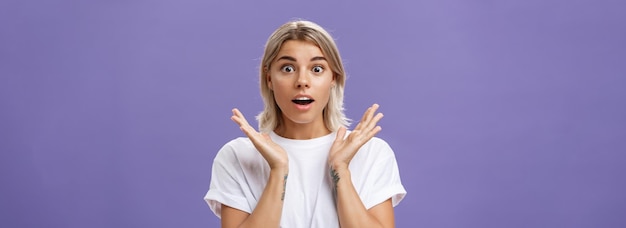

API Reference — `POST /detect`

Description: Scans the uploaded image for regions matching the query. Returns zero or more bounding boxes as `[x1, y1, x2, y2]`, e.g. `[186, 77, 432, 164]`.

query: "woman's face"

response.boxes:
[267, 40, 335, 129]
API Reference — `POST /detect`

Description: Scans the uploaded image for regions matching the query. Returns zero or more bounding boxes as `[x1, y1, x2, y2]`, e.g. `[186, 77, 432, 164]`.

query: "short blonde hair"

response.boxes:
[256, 20, 350, 133]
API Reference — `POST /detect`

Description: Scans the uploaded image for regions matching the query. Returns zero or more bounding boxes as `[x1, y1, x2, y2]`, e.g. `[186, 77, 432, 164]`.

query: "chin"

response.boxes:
[282, 113, 319, 125]
[286, 117, 316, 125]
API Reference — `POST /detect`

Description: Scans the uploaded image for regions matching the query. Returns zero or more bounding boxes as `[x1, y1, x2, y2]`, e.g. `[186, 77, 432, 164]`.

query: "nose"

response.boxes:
[296, 71, 310, 88]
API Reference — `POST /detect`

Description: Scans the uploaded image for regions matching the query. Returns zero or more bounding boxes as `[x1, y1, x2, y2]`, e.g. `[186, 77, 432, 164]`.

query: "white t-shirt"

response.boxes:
[204, 131, 406, 227]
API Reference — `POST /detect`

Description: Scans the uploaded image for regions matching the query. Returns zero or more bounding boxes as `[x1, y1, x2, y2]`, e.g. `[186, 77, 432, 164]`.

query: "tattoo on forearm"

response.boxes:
[330, 168, 340, 199]
[282, 174, 288, 201]
[330, 168, 340, 186]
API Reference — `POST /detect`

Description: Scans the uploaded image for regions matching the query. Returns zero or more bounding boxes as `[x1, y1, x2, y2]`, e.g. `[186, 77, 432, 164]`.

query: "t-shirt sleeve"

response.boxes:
[361, 139, 407, 209]
[204, 142, 252, 218]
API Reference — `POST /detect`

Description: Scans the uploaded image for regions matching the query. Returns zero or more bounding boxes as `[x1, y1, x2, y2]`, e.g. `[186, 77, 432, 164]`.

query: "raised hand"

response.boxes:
[328, 104, 384, 169]
[231, 108, 289, 170]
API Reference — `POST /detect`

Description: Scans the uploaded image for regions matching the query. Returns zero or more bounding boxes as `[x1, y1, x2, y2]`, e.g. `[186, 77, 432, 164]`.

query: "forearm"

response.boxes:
[331, 165, 386, 228]
[238, 168, 288, 228]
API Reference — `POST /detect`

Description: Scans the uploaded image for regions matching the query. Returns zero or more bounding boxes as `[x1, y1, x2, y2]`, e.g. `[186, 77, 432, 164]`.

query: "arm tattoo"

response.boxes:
[330, 168, 340, 186]
[281, 174, 288, 201]
[330, 168, 340, 199]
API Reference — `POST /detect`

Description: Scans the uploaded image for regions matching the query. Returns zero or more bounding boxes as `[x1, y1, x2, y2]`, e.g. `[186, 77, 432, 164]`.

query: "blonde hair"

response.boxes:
[256, 20, 350, 133]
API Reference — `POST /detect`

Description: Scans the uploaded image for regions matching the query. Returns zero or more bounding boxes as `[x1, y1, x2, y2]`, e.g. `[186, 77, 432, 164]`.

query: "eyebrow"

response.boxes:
[275, 56, 327, 62]
[311, 56, 327, 62]
[276, 56, 297, 62]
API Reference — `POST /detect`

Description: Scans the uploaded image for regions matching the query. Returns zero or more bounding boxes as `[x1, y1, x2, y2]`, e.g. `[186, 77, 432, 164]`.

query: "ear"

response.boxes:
[265, 68, 273, 90]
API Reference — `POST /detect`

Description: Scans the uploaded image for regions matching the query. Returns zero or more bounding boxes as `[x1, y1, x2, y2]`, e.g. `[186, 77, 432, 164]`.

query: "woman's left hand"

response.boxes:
[328, 104, 384, 169]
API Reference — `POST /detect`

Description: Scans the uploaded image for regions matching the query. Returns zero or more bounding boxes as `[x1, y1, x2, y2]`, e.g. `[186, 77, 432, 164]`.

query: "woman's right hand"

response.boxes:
[231, 108, 289, 170]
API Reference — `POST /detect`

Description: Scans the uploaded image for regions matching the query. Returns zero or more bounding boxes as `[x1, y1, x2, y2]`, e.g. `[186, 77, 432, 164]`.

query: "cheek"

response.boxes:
[320, 77, 335, 93]
[317, 85, 333, 103]
[271, 84, 292, 104]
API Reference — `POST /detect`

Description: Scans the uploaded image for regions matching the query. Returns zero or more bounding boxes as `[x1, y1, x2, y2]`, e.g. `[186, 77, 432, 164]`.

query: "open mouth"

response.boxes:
[292, 97, 314, 105]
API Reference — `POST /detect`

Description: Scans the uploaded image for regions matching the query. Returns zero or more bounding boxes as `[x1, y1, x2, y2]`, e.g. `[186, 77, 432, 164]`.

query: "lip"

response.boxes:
[293, 102, 313, 111]
[292, 94, 314, 100]
[292, 94, 314, 111]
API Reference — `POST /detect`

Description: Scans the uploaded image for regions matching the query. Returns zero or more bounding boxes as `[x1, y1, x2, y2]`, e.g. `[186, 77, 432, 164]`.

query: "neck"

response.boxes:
[274, 121, 331, 140]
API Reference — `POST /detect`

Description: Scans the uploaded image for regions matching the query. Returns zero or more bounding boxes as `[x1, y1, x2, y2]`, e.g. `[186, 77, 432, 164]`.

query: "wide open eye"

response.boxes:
[281, 65, 295, 73]
[312, 66, 324, 73]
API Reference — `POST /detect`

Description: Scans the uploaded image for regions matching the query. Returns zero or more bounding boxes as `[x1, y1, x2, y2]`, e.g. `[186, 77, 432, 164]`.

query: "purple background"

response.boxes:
[1, 0, 625, 227]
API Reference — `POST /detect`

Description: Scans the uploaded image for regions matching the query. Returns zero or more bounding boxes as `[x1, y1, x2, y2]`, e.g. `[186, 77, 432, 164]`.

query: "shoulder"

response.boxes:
[353, 136, 396, 162]
[222, 137, 254, 150]
[363, 137, 393, 152]
[214, 137, 258, 161]
[344, 131, 391, 149]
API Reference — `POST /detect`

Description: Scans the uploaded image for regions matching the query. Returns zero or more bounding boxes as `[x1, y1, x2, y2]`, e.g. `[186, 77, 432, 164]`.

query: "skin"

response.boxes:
[223, 40, 395, 228]
[269, 40, 335, 140]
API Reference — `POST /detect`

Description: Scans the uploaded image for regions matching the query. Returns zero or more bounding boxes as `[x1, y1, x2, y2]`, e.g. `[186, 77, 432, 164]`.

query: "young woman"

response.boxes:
[204, 20, 406, 228]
